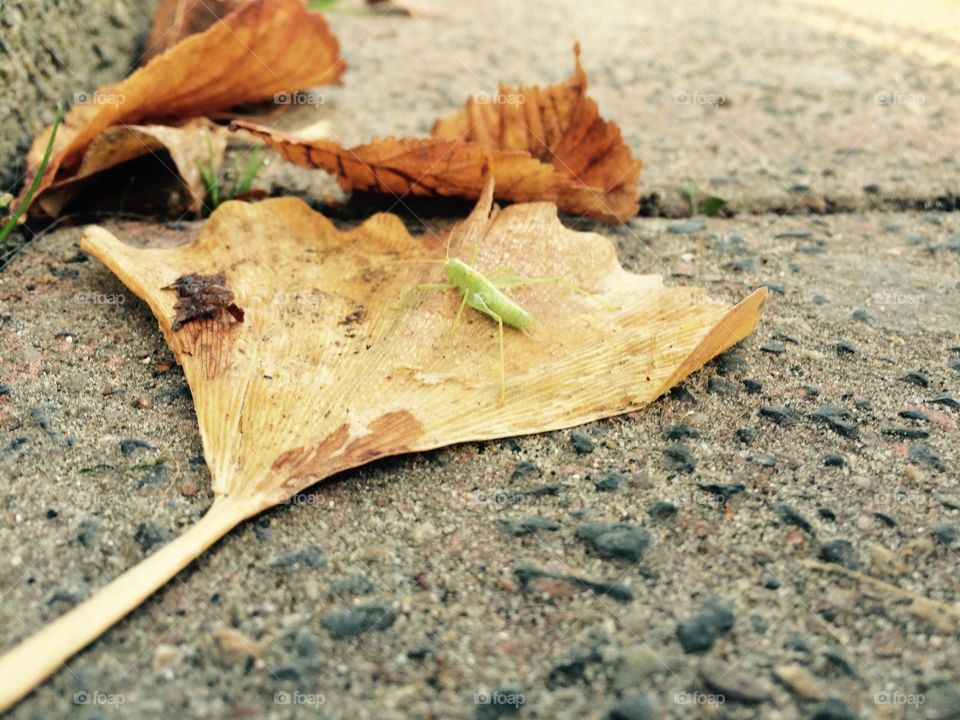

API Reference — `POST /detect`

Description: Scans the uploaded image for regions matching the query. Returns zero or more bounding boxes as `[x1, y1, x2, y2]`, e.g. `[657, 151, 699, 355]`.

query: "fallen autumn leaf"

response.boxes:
[0, 181, 764, 708]
[231, 46, 643, 221]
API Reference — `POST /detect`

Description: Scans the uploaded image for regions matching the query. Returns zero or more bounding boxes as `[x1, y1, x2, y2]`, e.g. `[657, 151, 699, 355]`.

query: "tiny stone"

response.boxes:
[270, 546, 326, 569]
[760, 404, 797, 425]
[823, 453, 845, 467]
[927, 393, 960, 410]
[699, 659, 773, 703]
[576, 523, 651, 562]
[881, 427, 929, 439]
[852, 309, 870, 322]
[742, 378, 763, 393]
[607, 693, 658, 720]
[898, 409, 929, 421]
[649, 500, 677, 521]
[134, 523, 167, 554]
[899, 370, 929, 387]
[330, 574, 375, 595]
[774, 664, 824, 700]
[931, 523, 958, 546]
[707, 377, 736, 394]
[736, 427, 755, 443]
[595, 472, 625, 492]
[813, 295, 829, 305]
[763, 576, 781, 590]
[661, 423, 699, 440]
[909, 444, 944, 471]
[835, 340, 857, 355]
[819, 539, 859, 570]
[664, 443, 695, 473]
[570, 430, 595, 454]
[811, 404, 858, 438]
[810, 698, 856, 720]
[500, 517, 561, 536]
[120, 439, 155, 456]
[776, 504, 814, 534]
[322, 604, 398, 639]
[775, 230, 812, 239]
[760, 342, 786, 354]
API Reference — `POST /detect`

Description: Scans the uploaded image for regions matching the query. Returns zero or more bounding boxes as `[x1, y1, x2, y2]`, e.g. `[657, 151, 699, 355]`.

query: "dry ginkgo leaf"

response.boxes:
[0, 181, 765, 709]
[17, 0, 344, 218]
[230, 47, 642, 221]
[34, 119, 227, 217]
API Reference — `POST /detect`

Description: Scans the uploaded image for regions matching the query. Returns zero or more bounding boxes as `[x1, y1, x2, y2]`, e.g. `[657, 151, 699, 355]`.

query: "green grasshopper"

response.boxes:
[415, 251, 610, 403]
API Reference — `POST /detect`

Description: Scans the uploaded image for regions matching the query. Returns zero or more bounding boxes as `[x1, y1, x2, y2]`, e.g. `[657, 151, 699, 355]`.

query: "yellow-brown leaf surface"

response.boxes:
[19, 0, 344, 216]
[81, 181, 765, 519]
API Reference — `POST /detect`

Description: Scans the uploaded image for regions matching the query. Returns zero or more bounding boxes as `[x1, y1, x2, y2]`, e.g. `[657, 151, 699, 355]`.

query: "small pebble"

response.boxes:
[676, 597, 735, 654]
[500, 517, 561, 536]
[811, 404, 858, 437]
[699, 659, 773, 703]
[664, 444, 695, 473]
[760, 404, 797, 425]
[736, 427, 755, 443]
[570, 430, 595, 454]
[321, 604, 398, 639]
[927, 393, 960, 410]
[649, 501, 677, 521]
[835, 340, 857, 355]
[899, 370, 929, 387]
[823, 453, 845, 467]
[810, 697, 856, 720]
[819, 539, 859, 570]
[742, 378, 763, 393]
[931, 523, 958, 546]
[576, 522, 651, 562]
[760, 342, 786, 354]
[909, 443, 944, 471]
[607, 693, 658, 720]
[595, 472, 625, 492]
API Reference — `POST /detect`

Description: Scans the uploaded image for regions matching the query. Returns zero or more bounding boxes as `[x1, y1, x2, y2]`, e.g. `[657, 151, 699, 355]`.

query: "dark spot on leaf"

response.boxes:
[163, 272, 244, 330]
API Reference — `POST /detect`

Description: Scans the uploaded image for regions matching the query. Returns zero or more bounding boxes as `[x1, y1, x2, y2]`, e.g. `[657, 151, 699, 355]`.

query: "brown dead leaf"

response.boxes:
[19, 0, 344, 217]
[0, 182, 764, 709]
[35, 119, 227, 217]
[230, 47, 641, 221]
[143, 0, 249, 62]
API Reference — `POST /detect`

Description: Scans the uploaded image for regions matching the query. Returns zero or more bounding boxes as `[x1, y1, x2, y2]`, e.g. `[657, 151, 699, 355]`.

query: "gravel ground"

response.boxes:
[1, 1, 959, 719]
